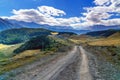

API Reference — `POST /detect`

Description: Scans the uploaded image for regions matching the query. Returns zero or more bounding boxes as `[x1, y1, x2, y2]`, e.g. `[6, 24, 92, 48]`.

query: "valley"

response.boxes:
[0, 28, 120, 80]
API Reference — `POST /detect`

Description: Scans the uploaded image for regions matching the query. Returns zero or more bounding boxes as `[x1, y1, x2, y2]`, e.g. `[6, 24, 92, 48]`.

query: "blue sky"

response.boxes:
[0, 0, 120, 29]
[0, 0, 94, 17]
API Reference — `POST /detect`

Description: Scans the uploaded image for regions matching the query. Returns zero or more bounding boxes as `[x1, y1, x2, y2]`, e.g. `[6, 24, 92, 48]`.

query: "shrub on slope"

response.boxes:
[14, 35, 52, 53]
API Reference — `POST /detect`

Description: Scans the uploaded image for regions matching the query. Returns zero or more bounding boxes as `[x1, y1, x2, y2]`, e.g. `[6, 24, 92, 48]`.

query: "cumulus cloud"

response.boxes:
[2, 6, 86, 28]
[93, 0, 120, 13]
[38, 6, 66, 17]
[86, 11, 111, 23]
[82, 0, 120, 27]
[94, 0, 111, 6]
[2, 6, 66, 25]
[101, 18, 120, 26]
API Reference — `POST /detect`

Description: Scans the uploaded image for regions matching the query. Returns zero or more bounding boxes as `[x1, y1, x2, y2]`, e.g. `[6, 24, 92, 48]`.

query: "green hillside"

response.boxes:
[14, 35, 71, 53]
[86, 29, 120, 37]
[0, 35, 72, 74]
[0, 28, 51, 44]
[0, 28, 76, 44]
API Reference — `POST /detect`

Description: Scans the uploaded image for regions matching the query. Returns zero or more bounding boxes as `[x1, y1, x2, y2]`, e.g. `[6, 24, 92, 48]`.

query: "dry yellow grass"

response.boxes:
[13, 50, 41, 59]
[0, 44, 11, 49]
[0, 49, 54, 74]
[88, 38, 120, 46]
[51, 32, 59, 35]
[69, 39, 79, 44]
[0, 44, 42, 74]
[0, 44, 22, 60]
[69, 38, 95, 44]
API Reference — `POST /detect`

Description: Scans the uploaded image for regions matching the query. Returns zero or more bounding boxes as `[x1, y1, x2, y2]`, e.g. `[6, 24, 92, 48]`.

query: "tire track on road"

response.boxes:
[79, 46, 93, 80]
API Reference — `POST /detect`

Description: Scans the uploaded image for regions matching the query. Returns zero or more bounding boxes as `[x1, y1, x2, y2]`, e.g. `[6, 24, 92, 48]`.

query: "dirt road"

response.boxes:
[54, 46, 93, 80]
[79, 46, 92, 80]
[2, 46, 119, 80]
[8, 46, 80, 80]
[1, 46, 95, 80]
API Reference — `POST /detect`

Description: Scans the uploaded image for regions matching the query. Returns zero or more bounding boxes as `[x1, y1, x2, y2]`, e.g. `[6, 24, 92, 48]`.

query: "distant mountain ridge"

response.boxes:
[89, 25, 120, 31]
[6, 19, 120, 34]
[0, 18, 22, 31]
[1, 18, 120, 34]
[6, 19, 90, 34]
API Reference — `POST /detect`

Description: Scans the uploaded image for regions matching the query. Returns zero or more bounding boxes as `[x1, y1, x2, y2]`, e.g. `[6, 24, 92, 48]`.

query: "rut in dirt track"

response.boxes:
[79, 46, 93, 80]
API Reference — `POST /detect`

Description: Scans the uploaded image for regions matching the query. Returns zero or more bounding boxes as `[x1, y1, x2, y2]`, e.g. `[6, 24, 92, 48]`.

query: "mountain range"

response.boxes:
[0, 18, 120, 34]
[6, 19, 90, 34]
[0, 18, 22, 31]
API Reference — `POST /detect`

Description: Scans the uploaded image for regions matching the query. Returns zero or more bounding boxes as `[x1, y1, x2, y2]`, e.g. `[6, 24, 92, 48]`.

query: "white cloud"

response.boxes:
[86, 11, 112, 23]
[1, 1, 120, 30]
[101, 18, 120, 26]
[38, 6, 66, 17]
[94, 0, 111, 6]
[82, 0, 120, 27]
[2, 6, 83, 28]
[9, 9, 45, 23]
[70, 22, 94, 29]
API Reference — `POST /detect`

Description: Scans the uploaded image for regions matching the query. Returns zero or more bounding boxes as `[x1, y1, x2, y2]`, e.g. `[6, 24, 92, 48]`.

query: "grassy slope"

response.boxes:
[70, 31, 120, 46]
[69, 34, 95, 44]
[0, 44, 55, 74]
[70, 32, 120, 69]
[86, 29, 119, 37]
[0, 44, 21, 60]
[0, 28, 76, 45]
[88, 38, 120, 46]
[88, 32, 120, 46]
[0, 49, 54, 74]
[0, 28, 51, 44]
[0, 36, 72, 74]
[81, 32, 120, 69]
[0, 44, 10, 49]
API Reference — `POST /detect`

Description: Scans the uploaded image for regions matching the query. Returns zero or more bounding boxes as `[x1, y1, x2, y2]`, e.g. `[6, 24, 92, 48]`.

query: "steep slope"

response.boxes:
[86, 29, 120, 37]
[108, 32, 120, 39]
